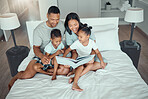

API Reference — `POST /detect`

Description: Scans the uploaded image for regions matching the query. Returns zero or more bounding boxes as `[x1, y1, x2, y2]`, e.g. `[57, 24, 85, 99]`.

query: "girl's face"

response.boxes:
[68, 19, 79, 34]
[78, 30, 90, 44]
[51, 37, 62, 48]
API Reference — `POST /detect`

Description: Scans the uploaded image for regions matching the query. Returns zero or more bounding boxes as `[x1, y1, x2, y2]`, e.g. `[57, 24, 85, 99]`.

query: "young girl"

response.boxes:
[63, 26, 107, 91]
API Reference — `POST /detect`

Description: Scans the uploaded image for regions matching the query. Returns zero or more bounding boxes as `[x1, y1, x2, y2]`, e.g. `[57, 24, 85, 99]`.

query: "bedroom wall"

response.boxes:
[134, 0, 148, 35]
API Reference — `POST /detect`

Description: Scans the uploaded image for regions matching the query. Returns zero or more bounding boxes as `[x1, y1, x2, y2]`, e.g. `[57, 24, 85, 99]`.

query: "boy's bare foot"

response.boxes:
[68, 77, 74, 84]
[51, 75, 56, 80]
[72, 83, 83, 92]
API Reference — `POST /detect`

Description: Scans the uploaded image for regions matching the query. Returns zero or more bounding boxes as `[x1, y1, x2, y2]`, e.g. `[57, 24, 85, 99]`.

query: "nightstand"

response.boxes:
[120, 40, 141, 68]
[6, 46, 30, 77]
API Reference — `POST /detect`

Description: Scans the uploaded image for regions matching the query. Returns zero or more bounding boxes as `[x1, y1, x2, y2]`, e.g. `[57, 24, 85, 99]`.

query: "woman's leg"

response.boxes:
[80, 63, 93, 77]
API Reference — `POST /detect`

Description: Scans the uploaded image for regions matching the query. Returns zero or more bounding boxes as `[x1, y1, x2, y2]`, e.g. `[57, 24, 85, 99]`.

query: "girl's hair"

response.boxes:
[64, 12, 85, 35]
[51, 29, 61, 39]
[80, 25, 92, 36]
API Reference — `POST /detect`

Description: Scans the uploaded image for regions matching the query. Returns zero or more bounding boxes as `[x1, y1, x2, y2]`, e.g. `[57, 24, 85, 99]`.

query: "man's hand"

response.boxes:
[41, 55, 50, 64]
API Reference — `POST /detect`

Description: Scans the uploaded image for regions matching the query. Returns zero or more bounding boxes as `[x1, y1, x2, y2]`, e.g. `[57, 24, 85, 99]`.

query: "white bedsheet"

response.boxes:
[6, 50, 148, 99]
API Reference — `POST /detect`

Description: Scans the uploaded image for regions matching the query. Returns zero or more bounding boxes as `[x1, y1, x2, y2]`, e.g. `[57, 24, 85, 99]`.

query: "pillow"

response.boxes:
[92, 24, 116, 32]
[94, 29, 120, 51]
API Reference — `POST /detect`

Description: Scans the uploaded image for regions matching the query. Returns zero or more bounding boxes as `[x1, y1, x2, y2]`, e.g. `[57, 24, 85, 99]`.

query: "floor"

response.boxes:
[0, 6, 148, 99]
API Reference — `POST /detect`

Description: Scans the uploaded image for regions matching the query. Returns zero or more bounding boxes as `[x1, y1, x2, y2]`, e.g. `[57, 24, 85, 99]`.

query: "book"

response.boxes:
[56, 55, 95, 69]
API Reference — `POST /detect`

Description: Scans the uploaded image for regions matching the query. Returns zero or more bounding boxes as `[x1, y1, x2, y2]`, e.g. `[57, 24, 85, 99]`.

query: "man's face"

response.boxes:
[47, 13, 60, 28]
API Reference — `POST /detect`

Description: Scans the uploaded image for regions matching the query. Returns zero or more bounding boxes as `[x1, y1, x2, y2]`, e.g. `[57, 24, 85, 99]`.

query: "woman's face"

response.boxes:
[68, 19, 79, 34]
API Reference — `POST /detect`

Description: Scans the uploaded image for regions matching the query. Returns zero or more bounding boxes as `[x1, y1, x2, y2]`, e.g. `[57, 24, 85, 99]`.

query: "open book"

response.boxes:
[56, 55, 95, 69]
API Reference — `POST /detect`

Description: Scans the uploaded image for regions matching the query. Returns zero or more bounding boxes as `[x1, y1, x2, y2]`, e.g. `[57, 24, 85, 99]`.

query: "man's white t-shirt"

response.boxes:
[70, 39, 98, 57]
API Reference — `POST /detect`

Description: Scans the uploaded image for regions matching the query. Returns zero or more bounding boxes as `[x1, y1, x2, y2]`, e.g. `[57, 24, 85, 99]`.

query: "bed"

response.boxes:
[6, 17, 148, 99]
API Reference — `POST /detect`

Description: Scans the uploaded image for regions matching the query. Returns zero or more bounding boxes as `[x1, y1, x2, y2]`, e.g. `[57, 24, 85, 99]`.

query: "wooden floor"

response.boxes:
[0, 11, 148, 99]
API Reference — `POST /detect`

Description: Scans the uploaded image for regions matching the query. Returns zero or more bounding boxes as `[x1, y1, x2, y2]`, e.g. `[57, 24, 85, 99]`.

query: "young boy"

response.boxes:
[63, 26, 107, 91]
[34, 29, 71, 80]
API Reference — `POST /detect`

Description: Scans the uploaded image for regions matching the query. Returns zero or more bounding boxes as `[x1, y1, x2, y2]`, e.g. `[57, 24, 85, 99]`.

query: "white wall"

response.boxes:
[38, 0, 57, 21]
[134, 0, 148, 35]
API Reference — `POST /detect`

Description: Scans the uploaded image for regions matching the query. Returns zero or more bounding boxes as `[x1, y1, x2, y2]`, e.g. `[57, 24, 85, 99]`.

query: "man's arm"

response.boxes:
[33, 45, 50, 64]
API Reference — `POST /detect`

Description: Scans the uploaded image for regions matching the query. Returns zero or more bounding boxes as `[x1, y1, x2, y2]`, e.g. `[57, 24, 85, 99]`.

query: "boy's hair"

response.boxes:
[48, 6, 60, 14]
[51, 29, 61, 39]
[81, 25, 92, 36]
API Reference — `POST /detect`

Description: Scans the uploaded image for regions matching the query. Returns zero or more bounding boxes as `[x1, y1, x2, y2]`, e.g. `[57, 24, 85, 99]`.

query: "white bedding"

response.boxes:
[6, 50, 148, 99]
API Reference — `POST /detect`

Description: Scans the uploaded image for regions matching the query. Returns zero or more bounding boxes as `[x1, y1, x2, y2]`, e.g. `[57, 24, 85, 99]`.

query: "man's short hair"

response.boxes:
[51, 29, 61, 39]
[48, 6, 60, 14]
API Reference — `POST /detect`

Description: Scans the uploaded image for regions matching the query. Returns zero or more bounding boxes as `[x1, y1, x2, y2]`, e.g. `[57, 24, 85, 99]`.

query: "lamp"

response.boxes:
[0, 13, 20, 48]
[124, 7, 144, 47]
[0, 13, 30, 77]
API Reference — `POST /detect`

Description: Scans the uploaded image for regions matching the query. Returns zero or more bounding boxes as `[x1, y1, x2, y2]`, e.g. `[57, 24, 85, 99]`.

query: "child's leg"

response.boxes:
[8, 60, 37, 90]
[80, 63, 93, 77]
[72, 65, 84, 92]
[52, 57, 59, 80]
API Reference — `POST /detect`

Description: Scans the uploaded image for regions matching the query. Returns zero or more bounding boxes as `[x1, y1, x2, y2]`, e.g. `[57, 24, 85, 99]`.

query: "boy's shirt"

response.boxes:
[70, 39, 98, 57]
[44, 42, 64, 55]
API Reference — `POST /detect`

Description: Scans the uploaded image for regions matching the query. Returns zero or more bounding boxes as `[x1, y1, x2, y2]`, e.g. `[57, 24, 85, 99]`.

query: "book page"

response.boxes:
[56, 55, 95, 69]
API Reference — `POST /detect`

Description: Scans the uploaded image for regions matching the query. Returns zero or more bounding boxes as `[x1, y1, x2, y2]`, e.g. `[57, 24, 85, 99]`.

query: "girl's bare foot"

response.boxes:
[69, 77, 74, 84]
[72, 83, 83, 92]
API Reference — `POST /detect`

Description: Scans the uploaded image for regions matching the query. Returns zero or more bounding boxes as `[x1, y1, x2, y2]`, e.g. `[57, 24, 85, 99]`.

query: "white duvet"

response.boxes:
[6, 50, 148, 99]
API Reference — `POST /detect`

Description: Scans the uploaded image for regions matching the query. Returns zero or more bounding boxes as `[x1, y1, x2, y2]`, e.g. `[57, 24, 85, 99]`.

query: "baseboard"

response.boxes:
[136, 26, 148, 39]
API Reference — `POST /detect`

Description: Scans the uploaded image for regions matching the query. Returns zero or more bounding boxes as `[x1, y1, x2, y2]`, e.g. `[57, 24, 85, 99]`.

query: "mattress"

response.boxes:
[6, 50, 148, 99]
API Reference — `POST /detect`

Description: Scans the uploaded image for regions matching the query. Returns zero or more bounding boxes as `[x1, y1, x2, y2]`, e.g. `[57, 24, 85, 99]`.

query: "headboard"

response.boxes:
[26, 17, 120, 51]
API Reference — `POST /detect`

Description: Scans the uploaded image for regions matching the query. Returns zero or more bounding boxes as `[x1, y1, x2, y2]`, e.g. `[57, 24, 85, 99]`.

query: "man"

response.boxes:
[8, 6, 65, 90]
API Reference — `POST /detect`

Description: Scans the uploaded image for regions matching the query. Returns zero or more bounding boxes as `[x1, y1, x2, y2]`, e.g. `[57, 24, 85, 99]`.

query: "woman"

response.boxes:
[64, 12, 96, 59]
[64, 13, 107, 91]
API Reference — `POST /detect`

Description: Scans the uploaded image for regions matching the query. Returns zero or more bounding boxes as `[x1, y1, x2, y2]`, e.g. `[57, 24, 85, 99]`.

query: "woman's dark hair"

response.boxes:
[48, 6, 60, 14]
[64, 12, 84, 35]
[51, 29, 61, 39]
[80, 25, 92, 36]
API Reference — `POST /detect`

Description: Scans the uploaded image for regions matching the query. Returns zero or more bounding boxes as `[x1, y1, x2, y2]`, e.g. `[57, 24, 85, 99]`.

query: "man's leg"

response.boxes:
[8, 60, 37, 90]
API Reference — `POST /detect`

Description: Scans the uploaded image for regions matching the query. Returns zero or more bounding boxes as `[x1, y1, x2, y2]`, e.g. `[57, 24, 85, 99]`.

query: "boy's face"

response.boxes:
[78, 30, 90, 44]
[47, 13, 60, 28]
[51, 37, 62, 48]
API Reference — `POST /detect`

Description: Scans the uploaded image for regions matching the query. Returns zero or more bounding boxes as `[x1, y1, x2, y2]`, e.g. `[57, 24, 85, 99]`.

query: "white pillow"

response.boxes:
[94, 29, 120, 51]
[92, 24, 116, 32]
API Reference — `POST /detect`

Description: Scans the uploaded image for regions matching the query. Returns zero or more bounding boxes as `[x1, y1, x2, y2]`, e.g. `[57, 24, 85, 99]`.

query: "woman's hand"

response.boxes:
[100, 62, 107, 69]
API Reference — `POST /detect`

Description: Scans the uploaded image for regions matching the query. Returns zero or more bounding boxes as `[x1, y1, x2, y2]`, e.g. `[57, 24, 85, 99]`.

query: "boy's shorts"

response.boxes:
[94, 55, 107, 63]
[33, 56, 73, 72]
[33, 56, 53, 71]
